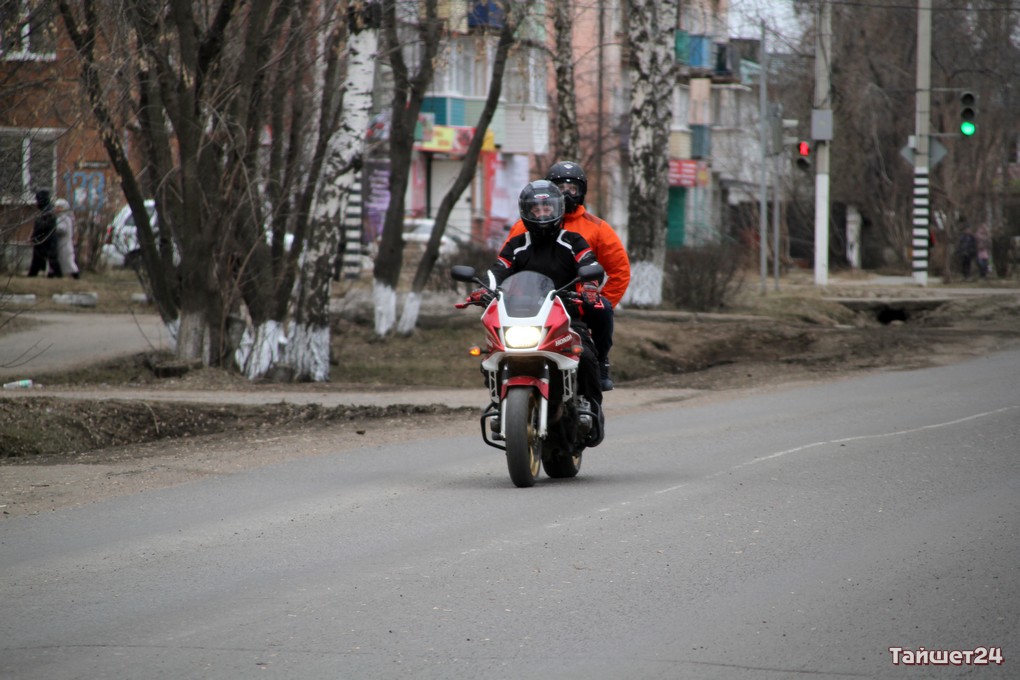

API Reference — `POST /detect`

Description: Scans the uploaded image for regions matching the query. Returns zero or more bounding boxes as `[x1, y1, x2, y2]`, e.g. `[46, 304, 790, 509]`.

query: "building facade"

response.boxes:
[1, 1, 114, 262]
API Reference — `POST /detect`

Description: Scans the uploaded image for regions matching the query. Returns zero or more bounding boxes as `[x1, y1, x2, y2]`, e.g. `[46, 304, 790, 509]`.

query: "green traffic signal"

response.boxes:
[959, 91, 977, 137]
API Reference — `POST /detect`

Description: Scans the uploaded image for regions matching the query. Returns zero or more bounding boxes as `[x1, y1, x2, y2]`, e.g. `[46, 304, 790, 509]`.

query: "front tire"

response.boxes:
[505, 387, 541, 488]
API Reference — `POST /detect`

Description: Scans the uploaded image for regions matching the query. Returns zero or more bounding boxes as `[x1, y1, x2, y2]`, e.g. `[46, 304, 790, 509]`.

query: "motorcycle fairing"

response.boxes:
[501, 375, 550, 400]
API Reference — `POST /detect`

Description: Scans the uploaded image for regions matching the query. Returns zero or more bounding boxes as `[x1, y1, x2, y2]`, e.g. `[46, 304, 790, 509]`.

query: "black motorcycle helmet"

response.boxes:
[546, 161, 587, 213]
[519, 180, 565, 243]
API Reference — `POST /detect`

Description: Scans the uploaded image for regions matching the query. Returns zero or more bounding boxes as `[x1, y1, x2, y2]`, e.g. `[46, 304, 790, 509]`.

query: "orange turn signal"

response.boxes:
[570, 345, 583, 355]
[468, 346, 482, 357]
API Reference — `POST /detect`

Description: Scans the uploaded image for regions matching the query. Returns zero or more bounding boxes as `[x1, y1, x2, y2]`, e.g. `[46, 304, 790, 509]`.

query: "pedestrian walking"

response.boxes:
[26, 189, 62, 278]
[975, 223, 991, 280]
[53, 198, 81, 279]
[956, 224, 977, 281]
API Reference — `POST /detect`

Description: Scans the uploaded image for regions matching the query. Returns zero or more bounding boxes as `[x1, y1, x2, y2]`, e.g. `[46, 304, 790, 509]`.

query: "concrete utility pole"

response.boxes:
[912, 0, 932, 286]
[813, 0, 832, 286]
[773, 150, 782, 289]
[759, 22, 769, 294]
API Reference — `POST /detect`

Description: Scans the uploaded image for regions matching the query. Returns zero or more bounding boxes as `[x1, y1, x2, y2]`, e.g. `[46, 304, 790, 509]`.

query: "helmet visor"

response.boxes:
[522, 191, 564, 225]
[555, 181, 581, 197]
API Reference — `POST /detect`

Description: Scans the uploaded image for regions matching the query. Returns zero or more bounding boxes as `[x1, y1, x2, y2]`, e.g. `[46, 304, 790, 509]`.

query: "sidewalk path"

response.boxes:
[0, 312, 170, 381]
[1, 313, 703, 412]
[0, 382, 706, 415]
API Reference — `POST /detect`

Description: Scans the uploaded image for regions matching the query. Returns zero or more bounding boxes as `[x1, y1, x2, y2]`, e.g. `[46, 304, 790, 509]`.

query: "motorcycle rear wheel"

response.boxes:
[542, 449, 582, 478]
[505, 387, 541, 488]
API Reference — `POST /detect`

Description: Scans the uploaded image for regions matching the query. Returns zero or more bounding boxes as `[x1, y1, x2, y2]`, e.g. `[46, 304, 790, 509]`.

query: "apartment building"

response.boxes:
[1, 1, 111, 262]
[669, 0, 762, 248]
[375, 0, 551, 249]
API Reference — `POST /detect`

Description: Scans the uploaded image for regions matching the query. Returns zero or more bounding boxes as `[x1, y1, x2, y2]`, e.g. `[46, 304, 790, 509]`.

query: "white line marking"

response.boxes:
[655, 405, 1019, 495]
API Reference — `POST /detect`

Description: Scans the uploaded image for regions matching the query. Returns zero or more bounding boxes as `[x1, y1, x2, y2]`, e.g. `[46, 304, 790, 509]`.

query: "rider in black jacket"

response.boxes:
[491, 180, 599, 293]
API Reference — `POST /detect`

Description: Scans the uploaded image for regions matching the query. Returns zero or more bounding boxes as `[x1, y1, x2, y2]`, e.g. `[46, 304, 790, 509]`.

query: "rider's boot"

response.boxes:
[599, 360, 614, 391]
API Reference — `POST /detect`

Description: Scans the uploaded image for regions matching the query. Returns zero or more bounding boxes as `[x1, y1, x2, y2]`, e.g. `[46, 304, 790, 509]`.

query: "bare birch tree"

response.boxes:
[372, 0, 441, 336]
[552, 0, 580, 161]
[281, 1, 380, 381]
[57, 0, 356, 381]
[621, 0, 676, 307]
[394, 3, 521, 334]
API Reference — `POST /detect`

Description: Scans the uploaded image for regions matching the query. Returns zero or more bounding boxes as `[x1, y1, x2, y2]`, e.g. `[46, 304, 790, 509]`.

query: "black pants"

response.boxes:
[582, 296, 614, 363]
[575, 325, 603, 406]
[27, 244, 61, 277]
[575, 332, 605, 445]
[960, 255, 973, 278]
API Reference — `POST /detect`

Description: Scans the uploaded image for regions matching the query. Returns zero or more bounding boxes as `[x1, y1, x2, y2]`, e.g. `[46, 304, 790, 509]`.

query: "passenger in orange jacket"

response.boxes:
[502, 161, 630, 390]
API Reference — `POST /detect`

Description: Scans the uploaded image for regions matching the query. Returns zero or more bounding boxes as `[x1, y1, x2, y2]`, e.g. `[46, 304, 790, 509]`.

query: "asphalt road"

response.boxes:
[1, 349, 1016, 679]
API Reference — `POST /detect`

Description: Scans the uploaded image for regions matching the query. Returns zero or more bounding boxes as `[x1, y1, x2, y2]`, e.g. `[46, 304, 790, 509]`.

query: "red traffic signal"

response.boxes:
[796, 141, 811, 171]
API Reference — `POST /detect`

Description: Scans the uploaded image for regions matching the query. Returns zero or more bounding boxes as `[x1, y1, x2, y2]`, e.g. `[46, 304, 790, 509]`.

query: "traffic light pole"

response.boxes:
[813, 0, 832, 286]
[758, 22, 769, 294]
[912, 0, 932, 286]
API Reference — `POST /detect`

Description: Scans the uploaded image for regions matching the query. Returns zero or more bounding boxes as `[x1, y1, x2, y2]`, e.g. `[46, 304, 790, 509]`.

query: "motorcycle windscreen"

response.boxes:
[500, 271, 556, 317]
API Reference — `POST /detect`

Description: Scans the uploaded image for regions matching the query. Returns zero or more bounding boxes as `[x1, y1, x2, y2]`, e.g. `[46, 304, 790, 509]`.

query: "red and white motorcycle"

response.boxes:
[451, 263, 605, 488]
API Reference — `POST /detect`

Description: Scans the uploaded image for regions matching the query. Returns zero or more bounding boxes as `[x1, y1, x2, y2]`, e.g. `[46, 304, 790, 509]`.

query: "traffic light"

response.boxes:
[959, 91, 977, 136]
[796, 140, 811, 171]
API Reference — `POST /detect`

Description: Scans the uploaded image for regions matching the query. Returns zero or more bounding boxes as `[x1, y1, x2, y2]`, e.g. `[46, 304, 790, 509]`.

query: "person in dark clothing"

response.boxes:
[27, 190, 62, 278]
[469, 180, 604, 413]
[957, 224, 977, 280]
[492, 182, 598, 290]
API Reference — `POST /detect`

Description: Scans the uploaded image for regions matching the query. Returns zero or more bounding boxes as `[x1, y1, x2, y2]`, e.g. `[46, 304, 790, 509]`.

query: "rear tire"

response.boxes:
[505, 387, 541, 488]
[542, 450, 582, 478]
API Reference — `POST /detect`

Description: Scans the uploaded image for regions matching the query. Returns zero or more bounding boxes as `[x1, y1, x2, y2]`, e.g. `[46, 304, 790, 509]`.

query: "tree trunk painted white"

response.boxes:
[374, 280, 397, 336]
[400, 12, 515, 334]
[625, 261, 665, 307]
[165, 318, 180, 353]
[620, 0, 676, 308]
[373, 0, 442, 338]
[396, 290, 422, 335]
[287, 322, 331, 381]
[286, 9, 379, 382]
[236, 320, 286, 380]
[177, 309, 210, 365]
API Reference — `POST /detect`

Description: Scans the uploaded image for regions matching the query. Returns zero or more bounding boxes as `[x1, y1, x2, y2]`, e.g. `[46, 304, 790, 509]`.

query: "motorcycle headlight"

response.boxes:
[504, 325, 543, 349]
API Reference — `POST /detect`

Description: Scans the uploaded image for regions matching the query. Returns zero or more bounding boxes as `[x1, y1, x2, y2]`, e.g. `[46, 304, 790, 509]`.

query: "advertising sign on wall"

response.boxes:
[668, 159, 710, 188]
[416, 126, 496, 155]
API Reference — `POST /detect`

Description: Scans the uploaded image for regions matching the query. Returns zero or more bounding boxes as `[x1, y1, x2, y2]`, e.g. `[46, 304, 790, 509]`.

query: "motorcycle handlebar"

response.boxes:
[454, 289, 579, 310]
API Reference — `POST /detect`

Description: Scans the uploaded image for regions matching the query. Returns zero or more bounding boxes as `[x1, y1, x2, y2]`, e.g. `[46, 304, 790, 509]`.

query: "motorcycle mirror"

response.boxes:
[577, 263, 605, 282]
[450, 265, 477, 283]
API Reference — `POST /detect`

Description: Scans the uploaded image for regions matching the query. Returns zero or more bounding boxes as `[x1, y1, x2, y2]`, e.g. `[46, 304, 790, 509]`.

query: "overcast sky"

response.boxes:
[728, 0, 807, 48]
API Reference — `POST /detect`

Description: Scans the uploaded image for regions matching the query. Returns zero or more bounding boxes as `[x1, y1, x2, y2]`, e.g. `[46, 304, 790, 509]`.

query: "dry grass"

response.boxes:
[2, 268, 148, 314]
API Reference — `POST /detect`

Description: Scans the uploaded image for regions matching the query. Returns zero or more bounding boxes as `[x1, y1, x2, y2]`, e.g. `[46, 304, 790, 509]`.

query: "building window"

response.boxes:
[505, 47, 546, 107]
[0, 129, 58, 204]
[1, 1, 57, 60]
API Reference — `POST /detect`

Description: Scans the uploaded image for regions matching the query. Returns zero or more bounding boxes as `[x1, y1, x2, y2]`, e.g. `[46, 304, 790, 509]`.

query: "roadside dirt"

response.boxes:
[2, 281, 1019, 517]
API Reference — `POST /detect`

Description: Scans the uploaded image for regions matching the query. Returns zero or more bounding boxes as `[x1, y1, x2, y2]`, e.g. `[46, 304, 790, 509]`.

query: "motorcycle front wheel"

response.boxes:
[504, 386, 541, 488]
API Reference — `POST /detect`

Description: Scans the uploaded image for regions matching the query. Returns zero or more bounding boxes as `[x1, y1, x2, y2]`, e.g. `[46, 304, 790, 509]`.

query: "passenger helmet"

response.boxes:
[519, 180, 565, 243]
[546, 161, 587, 213]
